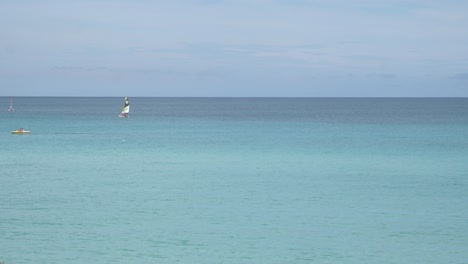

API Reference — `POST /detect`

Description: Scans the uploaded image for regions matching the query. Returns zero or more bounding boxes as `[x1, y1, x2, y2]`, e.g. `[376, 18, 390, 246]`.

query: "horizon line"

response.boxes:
[3, 96, 468, 99]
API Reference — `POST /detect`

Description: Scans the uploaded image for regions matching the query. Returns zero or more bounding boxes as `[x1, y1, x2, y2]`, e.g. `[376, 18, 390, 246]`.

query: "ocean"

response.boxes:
[1, 97, 467, 263]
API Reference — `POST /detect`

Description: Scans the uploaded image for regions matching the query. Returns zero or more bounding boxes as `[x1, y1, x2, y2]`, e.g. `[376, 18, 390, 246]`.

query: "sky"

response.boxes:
[1, 0, 468, 97]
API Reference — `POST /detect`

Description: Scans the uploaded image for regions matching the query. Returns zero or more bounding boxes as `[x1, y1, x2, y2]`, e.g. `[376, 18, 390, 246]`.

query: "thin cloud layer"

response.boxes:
[1, 0, 467, 96]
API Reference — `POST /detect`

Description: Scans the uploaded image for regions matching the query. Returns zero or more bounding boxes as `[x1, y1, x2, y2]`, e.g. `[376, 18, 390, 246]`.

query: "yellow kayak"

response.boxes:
[11, 130, 31, 134]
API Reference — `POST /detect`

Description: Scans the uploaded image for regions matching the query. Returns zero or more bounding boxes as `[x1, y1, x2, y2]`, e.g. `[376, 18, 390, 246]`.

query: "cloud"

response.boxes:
[451, 73, 468, 80]
[366, 73, 397, 79]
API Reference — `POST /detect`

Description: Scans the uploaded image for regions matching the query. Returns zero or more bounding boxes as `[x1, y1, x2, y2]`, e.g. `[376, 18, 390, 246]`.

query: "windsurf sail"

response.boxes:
[8, 97, 13, 111]
[120, 97, 130, 117]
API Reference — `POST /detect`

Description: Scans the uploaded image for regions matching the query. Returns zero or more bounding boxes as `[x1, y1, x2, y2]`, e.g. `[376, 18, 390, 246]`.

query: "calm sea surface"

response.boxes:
[1, 97, 467, 263]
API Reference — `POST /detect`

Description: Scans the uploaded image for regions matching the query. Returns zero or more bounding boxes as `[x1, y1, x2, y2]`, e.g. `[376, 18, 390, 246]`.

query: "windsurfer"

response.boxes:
[120, 97, 130, 117]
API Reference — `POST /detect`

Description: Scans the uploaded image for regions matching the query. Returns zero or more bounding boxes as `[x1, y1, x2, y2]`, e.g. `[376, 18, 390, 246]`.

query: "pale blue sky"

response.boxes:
[1, 0, 467, 96]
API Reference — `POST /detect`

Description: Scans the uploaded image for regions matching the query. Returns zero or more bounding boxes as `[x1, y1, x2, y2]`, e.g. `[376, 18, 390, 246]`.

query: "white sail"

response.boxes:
[119, 97, 130, 117]
[8, 97, 13, 111]
[122, 105, 130, 114]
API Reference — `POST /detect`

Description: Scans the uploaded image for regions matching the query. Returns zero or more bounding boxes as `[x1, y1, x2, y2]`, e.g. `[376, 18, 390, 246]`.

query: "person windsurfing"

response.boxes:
[120, 97, 130, 117]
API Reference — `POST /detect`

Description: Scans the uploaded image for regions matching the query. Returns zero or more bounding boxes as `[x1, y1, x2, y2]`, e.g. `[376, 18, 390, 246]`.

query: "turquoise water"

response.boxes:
[1, 97, 467, 263]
